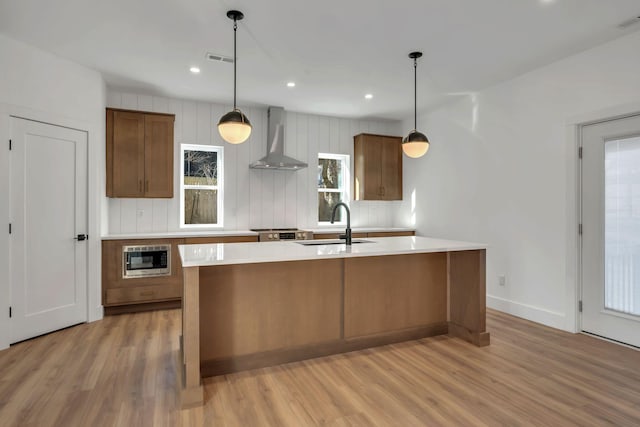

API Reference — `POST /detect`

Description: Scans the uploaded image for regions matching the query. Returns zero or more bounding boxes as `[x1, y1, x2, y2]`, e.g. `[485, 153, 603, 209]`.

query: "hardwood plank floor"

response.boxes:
[1, 309, 639, 426]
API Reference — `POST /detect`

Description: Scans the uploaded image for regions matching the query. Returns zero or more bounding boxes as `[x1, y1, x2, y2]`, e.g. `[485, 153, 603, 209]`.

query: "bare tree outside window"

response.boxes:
[318, 154, 349, 223]
[181, 145, 223, 227]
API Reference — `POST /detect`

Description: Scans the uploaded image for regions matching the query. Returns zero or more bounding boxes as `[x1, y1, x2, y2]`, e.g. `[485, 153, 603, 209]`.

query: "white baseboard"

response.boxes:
[487, 295, 567, 331]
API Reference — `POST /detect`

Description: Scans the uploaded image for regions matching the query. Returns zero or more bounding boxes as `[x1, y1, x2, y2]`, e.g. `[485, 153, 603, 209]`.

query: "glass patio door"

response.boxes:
[581, 114, 640, 347]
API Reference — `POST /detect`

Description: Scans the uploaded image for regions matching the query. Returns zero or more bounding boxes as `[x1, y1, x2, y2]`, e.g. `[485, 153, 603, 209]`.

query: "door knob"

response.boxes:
[75, 234, 88, 241]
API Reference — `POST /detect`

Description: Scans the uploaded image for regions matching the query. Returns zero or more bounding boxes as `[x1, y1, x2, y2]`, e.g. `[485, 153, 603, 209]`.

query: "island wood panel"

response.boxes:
[198, 259, 342, 361]
[182, 235, 258, 244]
[343, 253, 447, 338]
[181, 266, 203, 408]
[448, 249, 490, 346]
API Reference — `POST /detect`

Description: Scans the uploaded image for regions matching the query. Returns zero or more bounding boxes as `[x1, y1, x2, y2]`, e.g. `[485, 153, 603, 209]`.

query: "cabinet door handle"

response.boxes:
[145, 180, 149, 192]
[381, 186, 385, 196]
[139, 180, 143, 193]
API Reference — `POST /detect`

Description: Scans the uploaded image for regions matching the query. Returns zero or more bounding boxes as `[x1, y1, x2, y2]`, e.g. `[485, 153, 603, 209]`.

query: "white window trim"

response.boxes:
[318, 153, 350, 226]
[180, 143, 224, 228]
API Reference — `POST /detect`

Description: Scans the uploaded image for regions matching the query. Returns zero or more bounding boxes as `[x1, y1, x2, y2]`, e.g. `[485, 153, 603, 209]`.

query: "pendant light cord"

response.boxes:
[233, 19, 238, 110]
[413, 56, 417, 130]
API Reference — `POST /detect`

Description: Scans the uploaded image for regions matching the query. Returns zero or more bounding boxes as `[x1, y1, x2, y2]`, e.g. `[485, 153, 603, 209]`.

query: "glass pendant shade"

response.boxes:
[404, 51, 429, 159]
[402, 130, 430, 158]
[218, 10, 251, 145]
[218, 109, 252, 144]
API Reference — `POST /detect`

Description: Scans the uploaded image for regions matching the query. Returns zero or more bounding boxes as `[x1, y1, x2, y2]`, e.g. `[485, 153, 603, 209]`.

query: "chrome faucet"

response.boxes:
[330, 202, 352, 245]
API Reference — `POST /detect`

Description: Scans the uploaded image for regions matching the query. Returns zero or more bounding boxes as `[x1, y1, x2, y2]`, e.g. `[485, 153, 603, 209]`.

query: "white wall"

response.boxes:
[400, 30, 640, 332]
[0, 34, 106, 350]
[106, 91, 404, 233]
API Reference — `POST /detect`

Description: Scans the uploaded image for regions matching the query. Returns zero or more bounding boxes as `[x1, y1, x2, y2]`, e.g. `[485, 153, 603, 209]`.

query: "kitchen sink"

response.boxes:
[296, 239, 372, 246]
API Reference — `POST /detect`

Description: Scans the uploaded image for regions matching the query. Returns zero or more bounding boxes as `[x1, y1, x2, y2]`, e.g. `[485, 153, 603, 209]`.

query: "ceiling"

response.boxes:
[0, 0, 639, 120]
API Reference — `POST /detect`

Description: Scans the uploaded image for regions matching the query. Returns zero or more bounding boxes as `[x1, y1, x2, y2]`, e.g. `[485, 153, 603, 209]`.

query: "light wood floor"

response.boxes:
[1, 309, 639, 426]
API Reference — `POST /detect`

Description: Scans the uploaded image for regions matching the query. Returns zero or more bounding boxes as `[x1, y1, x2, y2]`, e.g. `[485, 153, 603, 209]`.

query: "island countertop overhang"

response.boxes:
[178, 236, 487, 267]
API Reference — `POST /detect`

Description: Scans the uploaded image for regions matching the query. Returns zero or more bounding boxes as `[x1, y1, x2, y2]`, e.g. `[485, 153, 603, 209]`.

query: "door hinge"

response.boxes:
[578, 146, 582, 159]
[578, 300, 583, 313]
[9, 306, 12, 318]
[578, 223, 582, 235]
[9, 139, 12, 150]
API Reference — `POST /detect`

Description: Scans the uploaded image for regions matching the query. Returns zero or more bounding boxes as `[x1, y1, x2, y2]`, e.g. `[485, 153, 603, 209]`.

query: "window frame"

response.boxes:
[317, 152, 350, 226]
[180, 143, 224, 228]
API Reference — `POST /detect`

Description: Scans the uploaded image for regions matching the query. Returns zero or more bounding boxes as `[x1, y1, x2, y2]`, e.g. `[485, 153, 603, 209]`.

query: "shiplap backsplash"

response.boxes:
[106, 91, 405, 234]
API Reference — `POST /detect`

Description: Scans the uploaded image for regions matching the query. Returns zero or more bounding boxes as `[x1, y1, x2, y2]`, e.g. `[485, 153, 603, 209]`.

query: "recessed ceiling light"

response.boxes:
[287, 82, 296, 87]
[190, 67, 201, 74]
[365, 94, 373, 99]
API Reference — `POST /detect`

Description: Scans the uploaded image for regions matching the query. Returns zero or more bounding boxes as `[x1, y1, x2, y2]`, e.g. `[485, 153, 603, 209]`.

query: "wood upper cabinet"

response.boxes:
[354, 133, 403, 200]
[106, 108, 175, 198]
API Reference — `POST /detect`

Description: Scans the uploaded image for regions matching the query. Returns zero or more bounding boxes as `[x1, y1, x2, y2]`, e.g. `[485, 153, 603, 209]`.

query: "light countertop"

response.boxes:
[178, 236, 487, 267]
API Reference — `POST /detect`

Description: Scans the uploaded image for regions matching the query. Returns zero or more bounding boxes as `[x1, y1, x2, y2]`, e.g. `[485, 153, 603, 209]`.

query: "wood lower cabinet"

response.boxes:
[367, 231, 415, 237]
[106, 108, 174, 198]
[102, 235, 260, 313]
[105, 283, 182, 305]
[313, 233, 368, 240]
[102, 238, 184, 313]
[354, 133, 403, 200]
[313, 230, 414, 240]
[183, 236, 258, 244]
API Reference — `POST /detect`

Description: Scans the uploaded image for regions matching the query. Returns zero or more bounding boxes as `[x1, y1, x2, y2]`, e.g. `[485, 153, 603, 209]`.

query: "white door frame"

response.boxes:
[556, 101, 640, 336]
[577, 108, 640, 340]
[0, 104, 104, 351]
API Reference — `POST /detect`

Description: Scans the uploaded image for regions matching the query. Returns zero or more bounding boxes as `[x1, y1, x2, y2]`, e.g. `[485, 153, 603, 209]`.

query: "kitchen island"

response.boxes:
[178, 236, 489, 408]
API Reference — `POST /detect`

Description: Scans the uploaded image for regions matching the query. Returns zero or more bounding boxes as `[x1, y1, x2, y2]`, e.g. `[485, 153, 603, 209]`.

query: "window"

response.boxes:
[318, 153, 349, 224]
[181, 144, 223, 227]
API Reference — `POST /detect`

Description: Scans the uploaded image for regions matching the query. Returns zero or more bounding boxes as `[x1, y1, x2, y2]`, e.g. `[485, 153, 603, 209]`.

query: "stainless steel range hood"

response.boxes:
[250, 106, 308, 170]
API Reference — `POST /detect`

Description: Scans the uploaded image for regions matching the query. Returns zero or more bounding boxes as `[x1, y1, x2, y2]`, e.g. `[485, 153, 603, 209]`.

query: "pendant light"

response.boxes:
[402, 51, 430, 158]
[218, 10, 252, 144]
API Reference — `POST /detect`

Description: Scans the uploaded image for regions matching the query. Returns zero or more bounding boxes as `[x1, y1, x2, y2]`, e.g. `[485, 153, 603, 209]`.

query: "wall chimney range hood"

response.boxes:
[250, 106, 308, 170]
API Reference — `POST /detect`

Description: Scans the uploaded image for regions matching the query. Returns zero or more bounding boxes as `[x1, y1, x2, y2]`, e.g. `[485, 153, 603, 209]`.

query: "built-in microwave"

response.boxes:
[122, 245, 171, 278]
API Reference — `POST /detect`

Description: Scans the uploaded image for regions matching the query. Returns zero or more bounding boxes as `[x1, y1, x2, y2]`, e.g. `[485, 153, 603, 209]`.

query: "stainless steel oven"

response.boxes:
[251, 228, 313, 242]
[122, 244, 171, 278]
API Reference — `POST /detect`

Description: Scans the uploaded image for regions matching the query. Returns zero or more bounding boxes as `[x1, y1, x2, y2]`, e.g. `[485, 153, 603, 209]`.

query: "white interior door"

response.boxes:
[581, 114, 640, 347]
[10, 117, 88, 343]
